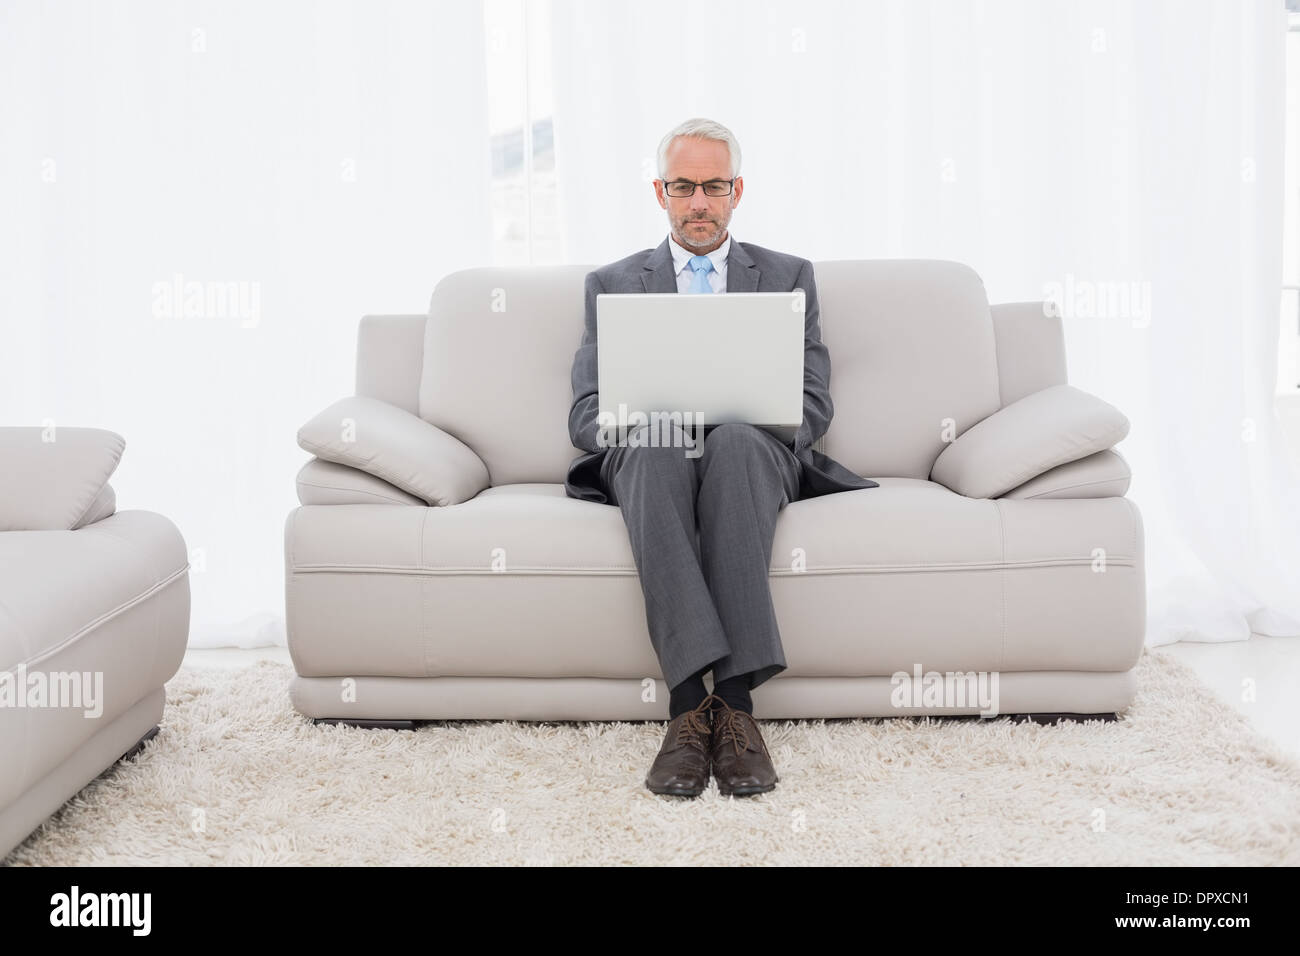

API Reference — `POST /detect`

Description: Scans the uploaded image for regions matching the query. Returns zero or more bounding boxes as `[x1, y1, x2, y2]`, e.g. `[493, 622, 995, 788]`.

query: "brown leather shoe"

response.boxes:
[708, 698, 779, 797]
[644, 695, 717, 797]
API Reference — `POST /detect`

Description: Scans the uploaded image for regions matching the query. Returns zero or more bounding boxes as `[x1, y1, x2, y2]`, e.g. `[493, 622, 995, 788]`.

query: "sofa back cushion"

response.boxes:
[814, 259, 1002, 479]
[418, 258, 1003, 485]
[420, 265, 595, 485]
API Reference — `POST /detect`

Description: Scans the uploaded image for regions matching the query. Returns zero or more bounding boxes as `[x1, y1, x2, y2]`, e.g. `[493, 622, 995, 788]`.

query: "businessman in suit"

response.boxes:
[564, 118, 878, 798]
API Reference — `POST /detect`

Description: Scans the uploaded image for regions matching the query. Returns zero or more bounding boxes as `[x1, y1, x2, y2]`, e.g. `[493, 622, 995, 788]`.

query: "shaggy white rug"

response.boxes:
[6, 648, 1300, 866]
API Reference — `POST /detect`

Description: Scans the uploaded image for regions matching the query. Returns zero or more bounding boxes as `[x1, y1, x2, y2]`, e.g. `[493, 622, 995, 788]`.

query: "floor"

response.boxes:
[182, 635, 1300, 757]
[22, 645, 1296, 866]
[1159, 636, 1300, 757]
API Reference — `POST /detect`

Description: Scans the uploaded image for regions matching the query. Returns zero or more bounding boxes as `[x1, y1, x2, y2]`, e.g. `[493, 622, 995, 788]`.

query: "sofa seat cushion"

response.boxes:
[286, 479, 1144, 680]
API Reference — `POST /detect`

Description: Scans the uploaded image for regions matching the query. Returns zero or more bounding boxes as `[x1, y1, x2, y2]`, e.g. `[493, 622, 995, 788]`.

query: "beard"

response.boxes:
[673, 211, 728, 250]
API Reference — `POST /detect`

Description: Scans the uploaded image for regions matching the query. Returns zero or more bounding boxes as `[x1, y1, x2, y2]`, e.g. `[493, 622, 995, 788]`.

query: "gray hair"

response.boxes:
[656, 118, 742, 180]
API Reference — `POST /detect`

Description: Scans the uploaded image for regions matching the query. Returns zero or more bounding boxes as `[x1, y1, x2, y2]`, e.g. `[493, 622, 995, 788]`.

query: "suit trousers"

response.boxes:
[598, 421, 802, 692]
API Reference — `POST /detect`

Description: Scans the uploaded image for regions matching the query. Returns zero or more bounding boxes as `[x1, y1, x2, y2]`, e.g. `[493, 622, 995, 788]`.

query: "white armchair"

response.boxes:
[0, 427, 190, 860]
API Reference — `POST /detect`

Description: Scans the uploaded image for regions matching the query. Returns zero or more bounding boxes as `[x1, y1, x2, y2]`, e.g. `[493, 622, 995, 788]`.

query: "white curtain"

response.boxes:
[0, 0, 494, 646]
[4, 0, 1295, 651]
[548, 0, 1299, 646]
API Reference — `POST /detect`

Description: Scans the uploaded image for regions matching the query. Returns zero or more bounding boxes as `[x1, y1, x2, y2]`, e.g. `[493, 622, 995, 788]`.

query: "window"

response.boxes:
[484, 0, 561, 265]
[1283, 1, 1300, 391]
[1280, 1, 1300, 471]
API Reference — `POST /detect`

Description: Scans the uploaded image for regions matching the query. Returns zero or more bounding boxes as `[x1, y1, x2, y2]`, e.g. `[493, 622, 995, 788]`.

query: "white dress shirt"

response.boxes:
[669, 231, 730, 293]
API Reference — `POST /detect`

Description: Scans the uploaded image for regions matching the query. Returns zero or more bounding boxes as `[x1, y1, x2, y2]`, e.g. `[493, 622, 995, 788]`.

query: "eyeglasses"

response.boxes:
[662, 178, 735, 198]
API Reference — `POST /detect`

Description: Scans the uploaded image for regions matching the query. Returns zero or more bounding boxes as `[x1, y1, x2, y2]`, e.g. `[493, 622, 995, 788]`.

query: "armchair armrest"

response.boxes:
[930, 384, 1130, 499]
[72, 482, 119, 527]
[297, 396, 490, 506]
[0, 427, 124, 531]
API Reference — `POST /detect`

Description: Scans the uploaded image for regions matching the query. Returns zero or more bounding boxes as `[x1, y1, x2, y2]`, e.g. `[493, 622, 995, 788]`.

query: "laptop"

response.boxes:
[596, 291, 805, 449]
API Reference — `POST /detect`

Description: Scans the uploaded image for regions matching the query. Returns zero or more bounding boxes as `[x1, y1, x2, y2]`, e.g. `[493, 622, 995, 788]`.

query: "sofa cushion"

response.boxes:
[70, 483, 117, 529]
[417, 260, 1007, 486]
[297, 396, 489, 507]
[420, 265, 594, 486]
[813, 259, 1003, 479]
[930, 384, 1131, 499]
[0, 428, 124, 532]
[285, 479, 1144, 680]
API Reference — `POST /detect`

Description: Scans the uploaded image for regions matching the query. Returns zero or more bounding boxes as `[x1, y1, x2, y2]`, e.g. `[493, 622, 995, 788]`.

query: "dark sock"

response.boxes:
[713, 672, 753, 714]
[669, 664, 711, 718]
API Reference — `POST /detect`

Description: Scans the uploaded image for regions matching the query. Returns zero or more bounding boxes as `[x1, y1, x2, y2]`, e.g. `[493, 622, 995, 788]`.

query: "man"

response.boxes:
[564, 118, 879, 799]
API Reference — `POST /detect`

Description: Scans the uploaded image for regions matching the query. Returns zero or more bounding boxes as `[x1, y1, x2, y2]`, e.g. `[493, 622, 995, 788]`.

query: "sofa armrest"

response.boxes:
[0, 427, 125, 531]
[998, 448, 1132, 499]
[297, 396, 489, 506]
[930, 384, 1130, 499]
[296, 457, 426, 506]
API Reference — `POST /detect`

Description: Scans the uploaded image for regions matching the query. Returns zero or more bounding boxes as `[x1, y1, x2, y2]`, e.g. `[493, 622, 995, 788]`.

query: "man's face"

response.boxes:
[654, 137, 744, 254]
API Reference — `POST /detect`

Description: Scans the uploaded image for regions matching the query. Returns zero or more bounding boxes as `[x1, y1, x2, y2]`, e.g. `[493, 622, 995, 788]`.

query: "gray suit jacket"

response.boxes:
[563, 236, 880, 504]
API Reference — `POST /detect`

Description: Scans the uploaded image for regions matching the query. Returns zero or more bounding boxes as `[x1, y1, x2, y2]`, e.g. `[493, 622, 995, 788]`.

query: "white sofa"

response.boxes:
[286, 259, 1144, 723]
[0, 427, 190, 859]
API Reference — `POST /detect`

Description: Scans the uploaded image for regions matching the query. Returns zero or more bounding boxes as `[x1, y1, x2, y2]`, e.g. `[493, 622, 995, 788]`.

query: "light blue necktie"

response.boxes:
[687, 254, 715, 294]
